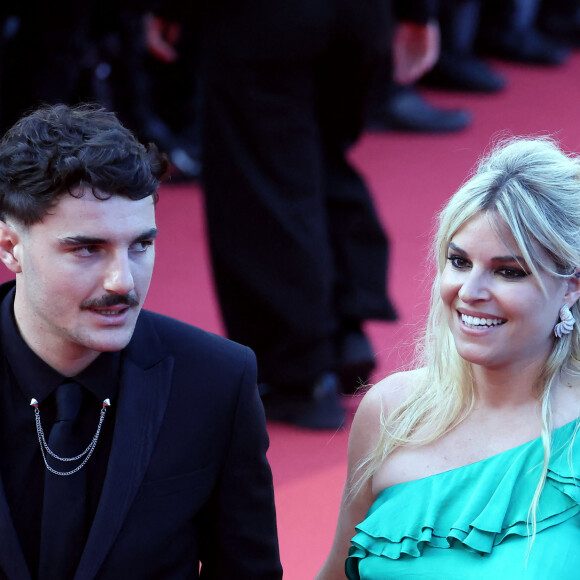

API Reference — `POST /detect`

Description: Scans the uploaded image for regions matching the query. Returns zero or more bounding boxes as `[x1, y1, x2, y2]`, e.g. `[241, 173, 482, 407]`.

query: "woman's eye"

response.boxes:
[447, 255, 470, 269]
[497, 267, 528, 279]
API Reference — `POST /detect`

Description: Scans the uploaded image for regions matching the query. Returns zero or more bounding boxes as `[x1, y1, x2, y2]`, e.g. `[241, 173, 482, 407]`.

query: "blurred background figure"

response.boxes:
[366, 1, 474, 134]
[88, 2, 202, 181]
[148, 0, 440, 430]
[422, 0, 506, 93]
[0, 1, 201, 181]
[477, 0, 571, 65]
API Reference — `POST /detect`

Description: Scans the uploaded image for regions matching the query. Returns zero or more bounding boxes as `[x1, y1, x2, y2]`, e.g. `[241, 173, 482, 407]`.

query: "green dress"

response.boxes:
[346, 419, 580, 579]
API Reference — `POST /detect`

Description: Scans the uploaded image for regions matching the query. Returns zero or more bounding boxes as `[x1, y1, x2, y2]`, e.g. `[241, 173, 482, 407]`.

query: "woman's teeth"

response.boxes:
[461, 314, 505, 327]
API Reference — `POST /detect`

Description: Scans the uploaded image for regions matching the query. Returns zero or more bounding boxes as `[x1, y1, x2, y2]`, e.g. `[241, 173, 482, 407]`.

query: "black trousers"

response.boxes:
[201, 0, 397, 390]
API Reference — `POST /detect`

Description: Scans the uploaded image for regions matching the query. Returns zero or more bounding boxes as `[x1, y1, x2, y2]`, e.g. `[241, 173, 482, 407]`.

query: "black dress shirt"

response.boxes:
[0, 288, 120, 579]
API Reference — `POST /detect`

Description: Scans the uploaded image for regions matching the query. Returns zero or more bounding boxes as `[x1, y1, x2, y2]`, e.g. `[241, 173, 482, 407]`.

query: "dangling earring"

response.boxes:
[554, 304, 576, 338]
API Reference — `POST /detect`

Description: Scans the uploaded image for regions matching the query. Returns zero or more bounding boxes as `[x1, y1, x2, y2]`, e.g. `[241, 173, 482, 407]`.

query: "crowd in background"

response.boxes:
[0, 0, 578, 181]
[0, 1, 203, 180]
[366, 0, 580, 133]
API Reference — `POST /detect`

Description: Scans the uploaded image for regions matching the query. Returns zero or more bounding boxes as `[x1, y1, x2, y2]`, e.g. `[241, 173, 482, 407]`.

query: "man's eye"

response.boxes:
[72, 245, 99, 256]
[132, 240, 154, 252]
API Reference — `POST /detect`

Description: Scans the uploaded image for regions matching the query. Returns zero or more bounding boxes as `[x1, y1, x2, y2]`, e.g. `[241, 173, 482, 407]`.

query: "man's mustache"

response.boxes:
[81, 294, 140, 309]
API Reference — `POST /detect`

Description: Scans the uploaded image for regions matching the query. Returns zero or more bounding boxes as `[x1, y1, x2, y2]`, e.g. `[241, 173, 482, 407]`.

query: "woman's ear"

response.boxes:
[0, 221, 23, 274]
[566, 268, 580, 309]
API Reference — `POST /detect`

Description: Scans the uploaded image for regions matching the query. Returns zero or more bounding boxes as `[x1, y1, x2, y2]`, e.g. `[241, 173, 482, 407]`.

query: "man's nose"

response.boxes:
[103, 252, 135, 294]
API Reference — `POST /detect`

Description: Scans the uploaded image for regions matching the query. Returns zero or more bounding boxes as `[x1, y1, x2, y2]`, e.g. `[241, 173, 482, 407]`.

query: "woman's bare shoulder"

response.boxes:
[359, 367, 427, 415]
[349, 368, 427, 454]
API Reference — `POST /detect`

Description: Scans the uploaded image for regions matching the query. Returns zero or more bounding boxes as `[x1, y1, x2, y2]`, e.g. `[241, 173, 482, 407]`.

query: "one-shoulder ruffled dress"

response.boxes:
[346, 419, 580, 579]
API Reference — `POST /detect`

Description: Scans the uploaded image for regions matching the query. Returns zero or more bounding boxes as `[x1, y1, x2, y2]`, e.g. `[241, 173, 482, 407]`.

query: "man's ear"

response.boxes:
[0, 220, 23, 274]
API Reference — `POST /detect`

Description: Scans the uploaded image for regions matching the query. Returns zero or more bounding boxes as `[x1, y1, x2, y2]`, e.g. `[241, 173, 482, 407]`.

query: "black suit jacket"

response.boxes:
[0, 282, 282, 580]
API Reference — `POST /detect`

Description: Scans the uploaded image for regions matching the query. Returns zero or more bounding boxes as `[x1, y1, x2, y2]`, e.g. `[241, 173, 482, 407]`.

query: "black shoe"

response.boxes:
[366, 86, 472, 133]
[478, 28, 570, 65]
[422, 53, 506, 93]
[338, 329, 375, 395]
[260, 372, 346, 430]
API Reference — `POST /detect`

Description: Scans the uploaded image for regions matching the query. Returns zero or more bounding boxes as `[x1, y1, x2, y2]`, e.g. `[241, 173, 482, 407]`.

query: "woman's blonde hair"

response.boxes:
[355, 136, 580, 537]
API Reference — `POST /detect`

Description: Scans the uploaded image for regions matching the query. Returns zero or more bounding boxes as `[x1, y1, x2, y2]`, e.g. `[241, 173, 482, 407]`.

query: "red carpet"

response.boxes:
[1, 52, 579, 579]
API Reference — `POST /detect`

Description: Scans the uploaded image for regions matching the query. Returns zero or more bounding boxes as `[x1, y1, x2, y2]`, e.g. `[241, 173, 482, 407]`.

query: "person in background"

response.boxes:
[147, 0, 441, 429]
[421, 0, 506, 93]
[317, 137, 580, 578]
[478, 0, 570, 65]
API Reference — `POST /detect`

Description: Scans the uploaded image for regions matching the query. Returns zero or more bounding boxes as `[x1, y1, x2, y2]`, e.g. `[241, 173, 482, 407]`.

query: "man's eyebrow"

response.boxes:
[59, 235, 107, 246]
[59, 228, 159, 246]
[447, 242, 524, 262]
[134, 228, 159, 242]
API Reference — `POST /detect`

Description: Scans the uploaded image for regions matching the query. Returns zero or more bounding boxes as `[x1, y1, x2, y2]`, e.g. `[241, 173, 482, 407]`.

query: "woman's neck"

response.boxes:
[471, 360, 546, 410]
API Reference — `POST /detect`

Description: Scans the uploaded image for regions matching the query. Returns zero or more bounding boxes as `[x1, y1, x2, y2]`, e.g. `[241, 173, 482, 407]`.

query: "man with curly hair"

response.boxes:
[0, 103, 281, 580]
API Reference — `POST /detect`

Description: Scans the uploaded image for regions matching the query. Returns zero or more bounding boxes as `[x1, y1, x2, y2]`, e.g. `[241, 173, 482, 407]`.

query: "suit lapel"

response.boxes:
[0, 283, 32, 580]
[0, 477, 32, 580]
[74, 313, 174, 580]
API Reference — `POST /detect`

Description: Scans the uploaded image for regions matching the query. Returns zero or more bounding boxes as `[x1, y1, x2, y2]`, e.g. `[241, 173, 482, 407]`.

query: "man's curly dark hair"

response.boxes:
[0, 103, 168, 225]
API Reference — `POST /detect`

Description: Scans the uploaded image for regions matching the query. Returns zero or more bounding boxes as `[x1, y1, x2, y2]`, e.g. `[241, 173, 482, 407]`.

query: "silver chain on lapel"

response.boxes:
[31, 398, 111, 476]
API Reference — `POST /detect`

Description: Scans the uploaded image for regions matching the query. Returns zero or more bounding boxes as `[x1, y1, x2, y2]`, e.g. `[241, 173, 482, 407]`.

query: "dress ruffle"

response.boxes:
[347, 420, 580, 575]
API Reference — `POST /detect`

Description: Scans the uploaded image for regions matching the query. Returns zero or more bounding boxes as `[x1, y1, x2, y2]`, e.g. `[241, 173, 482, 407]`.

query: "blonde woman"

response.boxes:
[317, 137, 580, 579]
